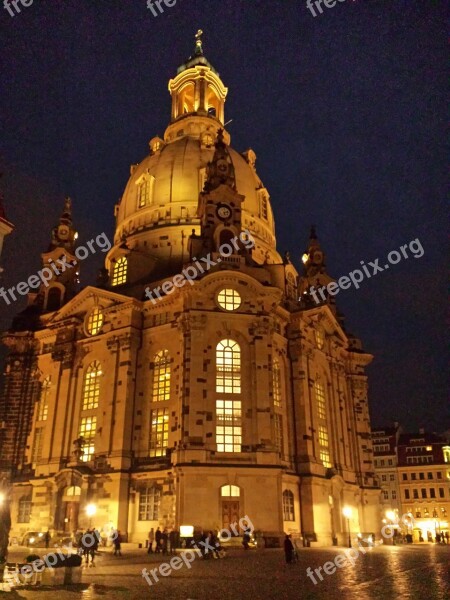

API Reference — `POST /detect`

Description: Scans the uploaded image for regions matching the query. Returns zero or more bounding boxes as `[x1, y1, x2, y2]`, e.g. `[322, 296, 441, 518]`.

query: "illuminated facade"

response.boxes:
[396, 431, 450, 541]
[0, 34, 381, 547]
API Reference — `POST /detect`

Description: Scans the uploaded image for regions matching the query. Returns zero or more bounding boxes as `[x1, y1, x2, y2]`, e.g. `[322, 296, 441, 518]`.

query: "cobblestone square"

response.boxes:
[2, 544, 449, 600]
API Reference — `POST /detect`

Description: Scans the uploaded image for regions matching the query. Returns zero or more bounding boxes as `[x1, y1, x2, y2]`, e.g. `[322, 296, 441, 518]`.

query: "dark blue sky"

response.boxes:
[1, 0, 447, 430]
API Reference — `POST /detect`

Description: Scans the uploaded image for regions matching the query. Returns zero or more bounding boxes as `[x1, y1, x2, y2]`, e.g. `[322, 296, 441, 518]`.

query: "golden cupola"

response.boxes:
[106, 32, 281, 289]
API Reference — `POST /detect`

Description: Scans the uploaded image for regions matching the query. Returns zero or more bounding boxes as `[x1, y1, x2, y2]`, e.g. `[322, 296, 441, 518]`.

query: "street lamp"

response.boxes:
[342, 506, 352, 548]
[385, 510, 396, 545]
[85, 503, 97, 528]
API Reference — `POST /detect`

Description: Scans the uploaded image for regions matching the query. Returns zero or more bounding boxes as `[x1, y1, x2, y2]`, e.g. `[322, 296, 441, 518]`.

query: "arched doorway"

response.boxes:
[220, 485, 240, 533]
[56, 485, 81, 533]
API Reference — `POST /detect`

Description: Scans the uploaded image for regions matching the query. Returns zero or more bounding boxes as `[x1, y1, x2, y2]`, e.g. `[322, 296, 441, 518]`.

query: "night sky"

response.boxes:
[1, 1, 447, 431]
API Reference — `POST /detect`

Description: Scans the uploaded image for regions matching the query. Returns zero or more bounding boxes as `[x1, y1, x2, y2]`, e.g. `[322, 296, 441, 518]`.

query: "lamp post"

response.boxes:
[385, 510, 396, 545]
[342, 506, 352, 548]
[85, 503, 97, 528]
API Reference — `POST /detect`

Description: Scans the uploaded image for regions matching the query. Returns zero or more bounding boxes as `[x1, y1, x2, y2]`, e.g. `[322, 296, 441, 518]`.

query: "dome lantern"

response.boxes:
[167, 30, 228, 127]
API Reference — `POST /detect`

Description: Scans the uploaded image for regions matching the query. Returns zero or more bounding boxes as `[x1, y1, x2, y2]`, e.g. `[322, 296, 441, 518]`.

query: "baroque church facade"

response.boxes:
[0, 35, 380, 546]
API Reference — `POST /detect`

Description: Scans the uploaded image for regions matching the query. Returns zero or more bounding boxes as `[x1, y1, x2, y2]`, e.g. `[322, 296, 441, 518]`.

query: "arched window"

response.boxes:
[314, 380, 331, 468]
[216, 339, 241, 393]
[138, 487, 161, 521]
[273, 359, 282, 408]
[221, 485, 240, 497]
[282, 490, 295, 522]
[37, 377, 50, 421]
[137, 179, 150, 208]
[86, 307, 104, 336]
[153, 350, 171, 402]
[82, 362, 102, 410]
[112, 257, 127, 286]
[18, 495, 32, 523]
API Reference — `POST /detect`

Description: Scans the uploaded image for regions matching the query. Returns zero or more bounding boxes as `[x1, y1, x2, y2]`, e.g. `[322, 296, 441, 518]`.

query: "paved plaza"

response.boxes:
[1, 544, 449, 600]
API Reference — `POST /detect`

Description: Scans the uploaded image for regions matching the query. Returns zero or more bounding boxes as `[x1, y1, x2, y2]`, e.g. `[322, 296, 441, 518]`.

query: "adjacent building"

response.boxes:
[0, 34, 381, 547]
[397, 431, 450, 541]
[372, 426, 450, 541]
[372, 424, 401, 518]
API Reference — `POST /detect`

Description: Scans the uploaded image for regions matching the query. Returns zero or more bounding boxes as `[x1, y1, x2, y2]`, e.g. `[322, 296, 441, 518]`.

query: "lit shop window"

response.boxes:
[153, 350, 171, 402]
[217, 289, 241, 311]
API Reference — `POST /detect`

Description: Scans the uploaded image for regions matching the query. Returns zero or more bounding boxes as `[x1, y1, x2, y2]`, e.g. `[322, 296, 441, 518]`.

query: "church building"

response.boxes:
[0, 34, 380, 547]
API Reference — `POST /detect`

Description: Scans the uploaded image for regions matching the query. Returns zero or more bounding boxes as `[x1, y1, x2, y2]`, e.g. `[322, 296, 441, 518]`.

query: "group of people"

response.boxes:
[147, 527, 179, 555]
[75, 527, 123, 564]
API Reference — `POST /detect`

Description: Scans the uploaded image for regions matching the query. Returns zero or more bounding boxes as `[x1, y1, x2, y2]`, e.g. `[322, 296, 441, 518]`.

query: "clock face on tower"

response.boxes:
[216, 204, 232, 221]
[58, 226, 69, 240]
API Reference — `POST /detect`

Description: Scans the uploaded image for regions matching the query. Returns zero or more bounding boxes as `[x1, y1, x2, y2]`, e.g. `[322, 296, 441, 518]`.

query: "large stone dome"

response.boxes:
[106, 40, 282, 283]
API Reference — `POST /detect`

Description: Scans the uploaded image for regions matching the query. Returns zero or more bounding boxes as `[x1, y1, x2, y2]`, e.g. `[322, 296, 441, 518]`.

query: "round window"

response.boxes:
[86, 307, 104, 336]
[217, 289, 241, 311]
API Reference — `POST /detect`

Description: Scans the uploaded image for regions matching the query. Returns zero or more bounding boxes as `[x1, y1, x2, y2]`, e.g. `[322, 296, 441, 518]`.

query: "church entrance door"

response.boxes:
[222, 500, 240, 534]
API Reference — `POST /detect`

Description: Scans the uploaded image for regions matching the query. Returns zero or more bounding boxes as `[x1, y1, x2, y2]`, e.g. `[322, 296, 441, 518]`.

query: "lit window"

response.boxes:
[216, 339, 241, 394]
[18, 496, 32, 523]
[217, 289, 241, 311]
[112, 257, 127, 286]
[153, 350, 171, 402]
[149, 408, 169, 457]
[443, 447, 450, 463]
[275, 413, 283, 454]
[138, 487, 161, 520]
[282, 490, 295, 521]
[79, 416, 97, 462]
[314, 381, 326, 419]
[273, 359, 282, 408]
[221, 485, 240, 497]
[37, 377, 50, 421]
[86, 307, 104, 336]
[315, 328, 325, 350]
[82, 361, 102, 410]
[31, 427, 43, 465]
[137, 179, 150, 208]
[216, 399, 242, 452]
